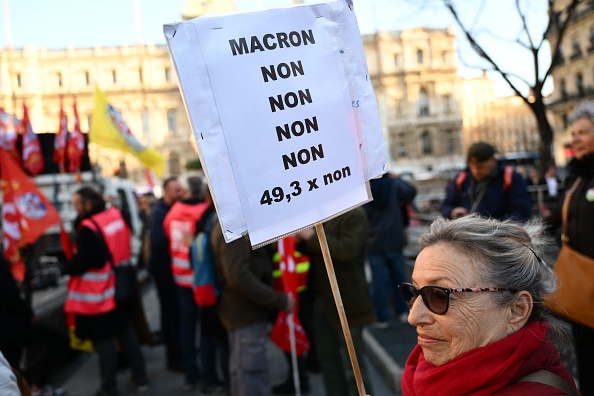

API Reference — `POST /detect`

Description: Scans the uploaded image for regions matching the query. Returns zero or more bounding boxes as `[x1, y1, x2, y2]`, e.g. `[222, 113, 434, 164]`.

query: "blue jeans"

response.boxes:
[368, 251, 408, 322]
[177, 286, 200, 385]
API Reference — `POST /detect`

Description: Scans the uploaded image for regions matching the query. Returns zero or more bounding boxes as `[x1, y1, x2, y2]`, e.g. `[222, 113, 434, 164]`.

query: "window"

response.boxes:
[16, 73, 21, 88]
[447, 138, 455, 154]
[167, 109, 177, 134]
[560, 79, 568, 99]
[393, 53, 400, 67]
[421, 131, 432, 155]
[441, 51, 447, 62]
[577, 73, 584, 96]
[446, 130, 456, 154]
[86, 114, 92, 131]
[165, 67, 172, 82]
[398, 142, 407, 157]
[561, 113, 568, 130]
[571, 39, 582, 59]
[418, 88, 429, 116]
[57, 72, 63, 87]
[417, 49, 423, 64]
[142, 108, 150, 142]
[138, 67, 143, 83]
[112, 69, 117, 84]
[443, 95, 452, 113]
[168, 151, 181, 176]
[85, 71, 90, 86]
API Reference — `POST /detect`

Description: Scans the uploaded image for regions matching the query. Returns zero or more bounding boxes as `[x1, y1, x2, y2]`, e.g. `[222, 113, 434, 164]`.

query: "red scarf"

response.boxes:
[401, 321, 549, 396]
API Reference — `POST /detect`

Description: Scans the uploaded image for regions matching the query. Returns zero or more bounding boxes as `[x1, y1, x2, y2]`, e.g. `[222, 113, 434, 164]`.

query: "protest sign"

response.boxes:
[164, 0, 386, 247]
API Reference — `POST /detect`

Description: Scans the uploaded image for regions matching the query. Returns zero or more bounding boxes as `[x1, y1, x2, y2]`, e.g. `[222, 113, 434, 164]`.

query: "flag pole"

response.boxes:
[314, 223, 366, 396]
[288, 312, 301, 396]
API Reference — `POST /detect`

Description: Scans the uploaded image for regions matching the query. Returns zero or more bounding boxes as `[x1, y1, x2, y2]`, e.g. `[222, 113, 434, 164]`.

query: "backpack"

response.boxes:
[190, 212, 219, 308]
[455, 166, 514, 192]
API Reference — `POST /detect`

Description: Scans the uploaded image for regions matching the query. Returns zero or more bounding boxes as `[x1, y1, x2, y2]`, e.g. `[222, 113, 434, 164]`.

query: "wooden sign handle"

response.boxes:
[315, 223, 366, 396]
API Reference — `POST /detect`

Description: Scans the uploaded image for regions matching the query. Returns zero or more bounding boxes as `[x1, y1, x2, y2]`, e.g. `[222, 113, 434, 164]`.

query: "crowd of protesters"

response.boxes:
[2, 101, 594, 395]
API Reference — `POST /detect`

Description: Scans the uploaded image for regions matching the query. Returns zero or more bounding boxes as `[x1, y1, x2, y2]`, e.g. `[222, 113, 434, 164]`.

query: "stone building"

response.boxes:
[363, 28, 465, 173]
[456, 72, 539, 156]
[0, 44, 195, 183]
[546, 0, 594, 165]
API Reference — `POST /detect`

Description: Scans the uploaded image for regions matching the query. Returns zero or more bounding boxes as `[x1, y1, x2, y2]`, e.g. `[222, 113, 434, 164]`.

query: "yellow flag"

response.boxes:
[90, 86, 164, 177]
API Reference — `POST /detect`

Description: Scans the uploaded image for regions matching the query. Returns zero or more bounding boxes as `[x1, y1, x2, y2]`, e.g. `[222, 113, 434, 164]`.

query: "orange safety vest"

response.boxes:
[164, 201, 208, 288]
[64, 207, 132, 315]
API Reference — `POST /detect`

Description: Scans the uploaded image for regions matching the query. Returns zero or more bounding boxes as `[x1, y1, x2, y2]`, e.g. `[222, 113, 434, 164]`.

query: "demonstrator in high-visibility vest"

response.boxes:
[163, 176, 208, 390]
[62, 187, 148, 395]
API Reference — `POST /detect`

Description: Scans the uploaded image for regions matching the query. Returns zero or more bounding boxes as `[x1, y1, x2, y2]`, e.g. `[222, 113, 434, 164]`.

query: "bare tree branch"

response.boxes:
[443, 0, 530, 105]
[516, 0, 536, 50]
[542, 0, 581, 84]
[470, 0, 487, 31]
[515, 38, 532, 50]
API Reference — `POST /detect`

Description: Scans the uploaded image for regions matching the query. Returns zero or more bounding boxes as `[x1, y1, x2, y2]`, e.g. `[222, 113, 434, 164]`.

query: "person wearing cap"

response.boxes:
[440, 142, 532, 221]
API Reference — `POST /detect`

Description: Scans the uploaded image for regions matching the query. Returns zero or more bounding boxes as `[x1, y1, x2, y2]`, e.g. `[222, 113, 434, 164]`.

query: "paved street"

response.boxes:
[57, 283, 401, 396]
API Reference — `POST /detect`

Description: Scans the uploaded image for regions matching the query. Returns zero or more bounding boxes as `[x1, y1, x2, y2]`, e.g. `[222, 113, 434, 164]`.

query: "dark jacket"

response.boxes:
[211, 221, 288, 331]
[0, 257, 33, 348]
[440, 161, 532, 221]
[300, 208, 375, 330]
[62, 207, 124, 340]
[365, 175, 417, 253]
[548, 153, 594, 259]
[148, 198, 172, 274]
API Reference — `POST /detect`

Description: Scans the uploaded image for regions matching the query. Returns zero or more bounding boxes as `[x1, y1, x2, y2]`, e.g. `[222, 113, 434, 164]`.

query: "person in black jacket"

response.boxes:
[440, 142, 532, 221]
[0, 256, 68, 396]
[546, 101, 594, 395]
[148, 177, 184, 372]
[365, 173, 417, 327]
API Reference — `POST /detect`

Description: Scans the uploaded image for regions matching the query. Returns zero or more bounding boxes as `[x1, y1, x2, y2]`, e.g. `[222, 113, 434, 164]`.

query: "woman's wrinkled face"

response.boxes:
[408, 243, 512, 366]
[571, 117, 594, 160]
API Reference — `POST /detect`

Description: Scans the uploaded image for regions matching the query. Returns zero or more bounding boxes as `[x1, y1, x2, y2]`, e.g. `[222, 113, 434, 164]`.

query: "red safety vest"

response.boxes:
[64, 207, 132, 315]
[164, 201, 208, 288]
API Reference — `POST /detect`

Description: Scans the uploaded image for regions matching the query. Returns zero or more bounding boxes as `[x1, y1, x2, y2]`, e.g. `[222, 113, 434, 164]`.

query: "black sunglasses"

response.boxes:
[398, 282, 516, 315]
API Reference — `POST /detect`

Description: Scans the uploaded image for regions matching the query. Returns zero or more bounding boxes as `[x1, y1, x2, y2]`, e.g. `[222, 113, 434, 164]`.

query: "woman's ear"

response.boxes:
[508, 291, 533, 333]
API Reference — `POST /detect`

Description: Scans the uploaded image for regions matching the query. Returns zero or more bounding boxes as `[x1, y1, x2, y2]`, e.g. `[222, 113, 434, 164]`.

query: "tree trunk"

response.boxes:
[529, 99, 555, 177]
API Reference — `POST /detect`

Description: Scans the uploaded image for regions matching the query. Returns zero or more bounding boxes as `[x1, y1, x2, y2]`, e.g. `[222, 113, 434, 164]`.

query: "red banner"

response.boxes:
[1, 149, 70, 279]
[67, 98, 85, 173]
[54, 100, 68, 172]
[21, 103, 45, 176]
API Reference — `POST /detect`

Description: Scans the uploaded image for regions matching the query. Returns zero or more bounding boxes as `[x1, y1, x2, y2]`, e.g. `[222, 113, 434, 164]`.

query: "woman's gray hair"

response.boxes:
[419, 215, 565, 337]
[569, 100, 594, 124]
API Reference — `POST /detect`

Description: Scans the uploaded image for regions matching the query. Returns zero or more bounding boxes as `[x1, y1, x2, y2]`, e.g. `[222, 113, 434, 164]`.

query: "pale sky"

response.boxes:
[1, 0, 552, 97]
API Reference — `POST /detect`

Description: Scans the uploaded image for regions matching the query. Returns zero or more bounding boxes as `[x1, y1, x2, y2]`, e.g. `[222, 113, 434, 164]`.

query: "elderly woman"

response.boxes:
[546, 101, 594, 395]
[399, 215, 579, 395]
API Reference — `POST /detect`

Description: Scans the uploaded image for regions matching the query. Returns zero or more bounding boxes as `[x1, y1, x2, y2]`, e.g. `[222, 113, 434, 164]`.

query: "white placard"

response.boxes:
[165, 1, 386, 247]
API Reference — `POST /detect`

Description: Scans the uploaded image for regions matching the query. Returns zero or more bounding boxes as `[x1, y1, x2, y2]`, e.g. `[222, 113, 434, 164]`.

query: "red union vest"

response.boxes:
[64, 207, 132, 315]
[164, 201, 208, 288]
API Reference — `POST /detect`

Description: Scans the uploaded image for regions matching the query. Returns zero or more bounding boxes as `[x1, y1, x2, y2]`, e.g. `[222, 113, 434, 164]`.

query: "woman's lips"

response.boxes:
[417, 333, 442, 345]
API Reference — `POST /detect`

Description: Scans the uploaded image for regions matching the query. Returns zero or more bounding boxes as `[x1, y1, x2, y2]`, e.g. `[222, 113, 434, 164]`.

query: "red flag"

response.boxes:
[54, 100, 68, 172]
[21, 103, 45, 176]
[0, 109, 20, 163]
[67, 98, 85, 173]
[1, 149, 72, 280]
[270, 236, 310, 356]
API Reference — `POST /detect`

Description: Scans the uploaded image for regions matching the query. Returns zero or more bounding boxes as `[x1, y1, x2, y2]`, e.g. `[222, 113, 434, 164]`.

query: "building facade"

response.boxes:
[457, 72, 539, 157]
[0, 44, 195, 183]
[546, 0, 594, 165]
[363, 28, 465, 173]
